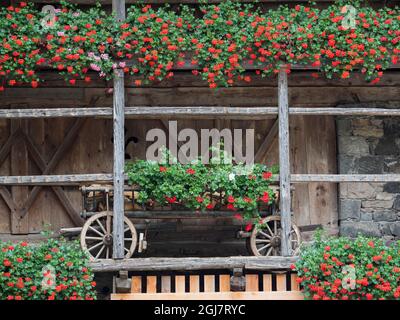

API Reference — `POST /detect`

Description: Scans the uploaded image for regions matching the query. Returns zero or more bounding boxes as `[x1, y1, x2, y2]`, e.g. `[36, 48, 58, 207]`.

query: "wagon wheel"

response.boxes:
[80, 212, 137, 260]
[247, 215, 301, 257]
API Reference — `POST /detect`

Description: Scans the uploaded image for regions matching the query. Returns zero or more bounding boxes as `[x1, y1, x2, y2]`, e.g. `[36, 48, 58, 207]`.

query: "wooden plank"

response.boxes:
[291, 274, 300, 291]
[263, 274, 272, 292]
[111, 291, 304, 300]
[131, 276, 142, 293]
[204, 275, 215, 293]
[2, 107, 400, 119]
[189, 275, 200, 293]
[19, 119, 86, 218]
[146, 276, 157, 294]
[278, 68, 291, 256]
[276, 274, 287, 291]
[175, 275, 186, 293]
[24, 134, 84, 226]
[10, 120, 29, 234]
[219, 275, 230, 292]
[161, 276, 171, 293]
[291, 174, 400, 182]
[1, 173, 400, 186]
[112, 0, 126, 259]
[245, 274, 259, 292]
[0, 173, 113, 185]
[255, 119, 278, 163]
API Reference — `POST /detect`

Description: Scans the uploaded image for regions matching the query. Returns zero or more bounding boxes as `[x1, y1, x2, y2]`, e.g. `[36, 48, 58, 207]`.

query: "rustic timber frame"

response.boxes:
[1, 0, 400, 258]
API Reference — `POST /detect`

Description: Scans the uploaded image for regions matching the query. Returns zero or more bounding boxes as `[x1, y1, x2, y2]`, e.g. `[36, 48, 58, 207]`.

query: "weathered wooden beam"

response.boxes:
[1, 106, 400, 119]
[89, 256, 299, 272]
[291, 174, 400, 182]
[278, 68, 291, 257]
[112, 0, 126, 260]
[19, 119, 86, 218]
[1, 173, 400, 186]
[10, 120, 29, 234]
[25, 134, 84, 226]
[0, 174, 113, 185]
[255, 118, 278, 163]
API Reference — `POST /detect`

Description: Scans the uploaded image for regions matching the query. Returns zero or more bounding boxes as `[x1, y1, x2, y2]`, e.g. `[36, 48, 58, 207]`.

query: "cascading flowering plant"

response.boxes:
[0, 0, 399, 90]
[293, 233, 400, 300]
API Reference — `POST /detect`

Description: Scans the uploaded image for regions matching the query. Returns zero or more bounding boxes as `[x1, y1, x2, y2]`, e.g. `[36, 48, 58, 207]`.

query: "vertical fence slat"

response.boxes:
[175, 276, 186, 293]
[276, 273, 287, 291]
[189, 275, 200, 293]
[146, 276, 157, 293]
[263, 274, 272, 292]
[245, 274, 259, 291]
[278, 67, 292, 256]
[131, 276, 142, 293]
[219, 275, 231, 292]
[161, 276, 171, 293]
[204, 275, 215, 292]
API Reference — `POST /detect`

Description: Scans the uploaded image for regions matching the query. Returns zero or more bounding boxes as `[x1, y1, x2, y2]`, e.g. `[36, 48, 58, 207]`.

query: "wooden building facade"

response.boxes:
[1, 0, 400, 260]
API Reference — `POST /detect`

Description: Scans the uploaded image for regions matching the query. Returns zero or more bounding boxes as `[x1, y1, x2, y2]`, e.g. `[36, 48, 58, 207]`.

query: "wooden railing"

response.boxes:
[111, 271, 303, 300]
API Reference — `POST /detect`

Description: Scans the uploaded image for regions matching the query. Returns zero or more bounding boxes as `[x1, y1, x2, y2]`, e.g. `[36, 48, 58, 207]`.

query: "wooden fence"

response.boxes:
[111, 271, 303, 300]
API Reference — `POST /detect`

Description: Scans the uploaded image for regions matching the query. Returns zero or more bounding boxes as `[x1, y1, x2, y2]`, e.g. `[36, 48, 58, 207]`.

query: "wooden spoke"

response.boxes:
[106, 247, 110, 259]
[265, 247, 273, 256]
[257, 243, 271, 252]
[259, 230, 272, 239]
[88, 241, 103, 252]
[89, 226, 104, 237]
[255, 239, 270, 243]
[86, 236, 103, 241]
[95, 245, 106, 259]
[95, 218, 107, 235]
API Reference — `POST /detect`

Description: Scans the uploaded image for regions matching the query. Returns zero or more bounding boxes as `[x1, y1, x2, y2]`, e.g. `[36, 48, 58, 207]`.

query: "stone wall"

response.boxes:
[337, 116, 400, 241]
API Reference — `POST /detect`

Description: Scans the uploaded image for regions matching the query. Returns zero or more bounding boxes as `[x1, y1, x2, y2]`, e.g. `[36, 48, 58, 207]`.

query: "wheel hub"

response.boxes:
[271, 236, 281, 247]
[103, 234, 113, 246]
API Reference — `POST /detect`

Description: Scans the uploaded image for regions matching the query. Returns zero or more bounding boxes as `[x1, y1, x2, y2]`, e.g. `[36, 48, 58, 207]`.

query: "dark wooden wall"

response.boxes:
[2, 69, 400, 254]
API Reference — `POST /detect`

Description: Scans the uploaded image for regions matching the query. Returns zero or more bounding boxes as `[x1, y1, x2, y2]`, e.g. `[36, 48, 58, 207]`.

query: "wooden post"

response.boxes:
[112, 0, 126, 259]
[278, 68, 292, 256]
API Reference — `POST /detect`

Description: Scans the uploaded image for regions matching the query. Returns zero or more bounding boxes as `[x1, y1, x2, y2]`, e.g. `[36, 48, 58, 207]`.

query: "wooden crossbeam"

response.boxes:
[24, 134, 84, 226]
[1, 106, 400, 119]
[19, 119, 86, 218]
[1, 173, 400, 185]
[0, 187, 16, 213]
[255, 118, 278, 163]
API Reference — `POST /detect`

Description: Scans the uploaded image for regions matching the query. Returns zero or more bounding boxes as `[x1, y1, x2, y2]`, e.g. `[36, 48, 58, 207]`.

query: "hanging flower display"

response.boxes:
[0, 0, 399, 90]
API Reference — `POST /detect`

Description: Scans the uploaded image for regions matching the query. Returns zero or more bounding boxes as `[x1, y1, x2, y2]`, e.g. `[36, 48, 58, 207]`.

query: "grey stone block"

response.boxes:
[357, 156, 384, 174]
[389, 222, 400, 237]
[394, 196, 400, 211]
[338, 155, 356, 174]
[374, 137, 400, 156]
[338, 136, 369, 156]
[340, 221, 381, 237]
[360, 211, 373, 221]
[373, 210, 397, 222]
[379, 222, 393, 236]
[340, 199, 361, 220]
[383, 182, 400, 193]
